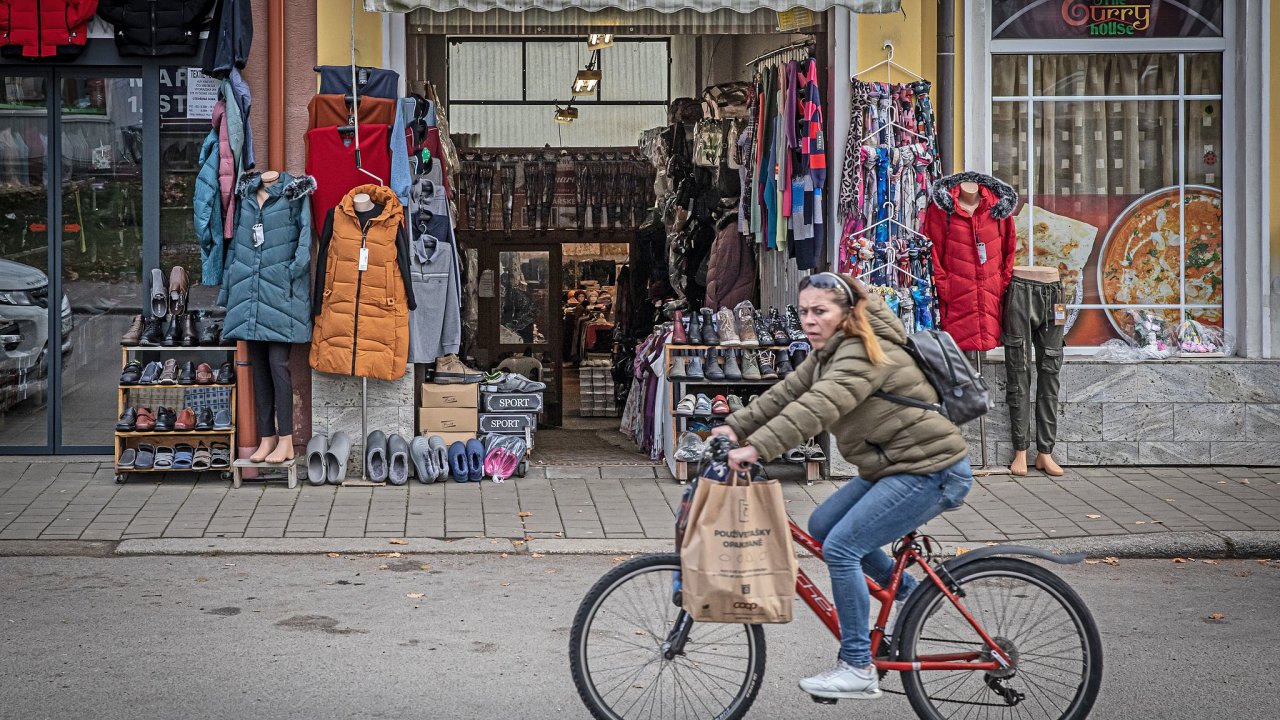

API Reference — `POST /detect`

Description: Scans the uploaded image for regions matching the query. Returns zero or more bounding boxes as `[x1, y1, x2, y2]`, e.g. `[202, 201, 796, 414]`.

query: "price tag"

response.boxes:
[252, 223, 265, 247]
[976, 241, 988, 264]
[358, 247, 369, 272]
[1054, 303, 1067, 326]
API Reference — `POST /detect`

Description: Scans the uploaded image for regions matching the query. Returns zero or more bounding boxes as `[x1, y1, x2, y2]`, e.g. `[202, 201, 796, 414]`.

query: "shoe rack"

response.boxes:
[664, 343, 825, 485]
[114, 344, 238, 484]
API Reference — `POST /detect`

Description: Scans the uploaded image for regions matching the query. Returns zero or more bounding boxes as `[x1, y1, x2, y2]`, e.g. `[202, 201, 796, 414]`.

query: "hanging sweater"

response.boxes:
[304, 124, 392, 231]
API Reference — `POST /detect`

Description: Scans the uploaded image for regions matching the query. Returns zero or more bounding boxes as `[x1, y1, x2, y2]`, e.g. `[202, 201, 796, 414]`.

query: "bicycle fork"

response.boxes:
[661, 610, 695, 661]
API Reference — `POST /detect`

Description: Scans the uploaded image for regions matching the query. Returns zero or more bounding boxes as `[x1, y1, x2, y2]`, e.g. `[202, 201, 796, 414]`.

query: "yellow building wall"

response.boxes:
[316, 0, 384, 67]
[852, 0, 964, 171]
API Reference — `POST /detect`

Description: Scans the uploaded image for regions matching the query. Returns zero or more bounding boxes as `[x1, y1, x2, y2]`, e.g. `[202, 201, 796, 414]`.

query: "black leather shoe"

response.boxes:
[195, 408, 214, 431]
[154, 406, 176, 432]
[215, 361, 234, 384]
[140, 316, 164, 346]
[163, 315, 182, 347]
[180, 314, 198, 347]
[178, 361, 196, 385]
[120, 360, 143, 384]
[115, 406, 137, 431]
[138, 361, 163, 385]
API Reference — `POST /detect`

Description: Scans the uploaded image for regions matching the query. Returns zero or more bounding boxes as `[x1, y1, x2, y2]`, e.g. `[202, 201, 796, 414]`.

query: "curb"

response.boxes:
[3, 531, 1278, 559]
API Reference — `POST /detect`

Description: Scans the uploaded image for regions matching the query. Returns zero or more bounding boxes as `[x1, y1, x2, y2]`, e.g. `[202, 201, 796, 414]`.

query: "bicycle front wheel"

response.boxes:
[569, 553, 766, 720]
[898, 557, 1103, 720]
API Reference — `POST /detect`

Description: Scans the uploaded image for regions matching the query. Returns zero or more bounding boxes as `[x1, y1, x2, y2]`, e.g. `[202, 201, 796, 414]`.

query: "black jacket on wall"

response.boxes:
[97, 0, 216, 56]
[202, 0, 253, 78]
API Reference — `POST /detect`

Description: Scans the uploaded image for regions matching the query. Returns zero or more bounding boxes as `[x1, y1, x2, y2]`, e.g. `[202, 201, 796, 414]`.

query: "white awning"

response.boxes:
[366, 0, 899, 14]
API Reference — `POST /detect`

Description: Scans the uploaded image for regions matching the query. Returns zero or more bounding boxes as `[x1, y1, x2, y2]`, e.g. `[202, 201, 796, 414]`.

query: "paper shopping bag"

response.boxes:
[679, 472, 798, 624]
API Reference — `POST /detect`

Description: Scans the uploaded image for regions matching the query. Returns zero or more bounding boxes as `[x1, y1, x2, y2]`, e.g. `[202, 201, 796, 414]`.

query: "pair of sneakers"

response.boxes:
[675, 393, 728, 417]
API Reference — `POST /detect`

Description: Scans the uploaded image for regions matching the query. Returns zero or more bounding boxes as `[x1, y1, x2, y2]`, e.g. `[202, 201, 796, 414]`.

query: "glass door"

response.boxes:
[0, 69, 142, 452]
[484, 245, 563, 426]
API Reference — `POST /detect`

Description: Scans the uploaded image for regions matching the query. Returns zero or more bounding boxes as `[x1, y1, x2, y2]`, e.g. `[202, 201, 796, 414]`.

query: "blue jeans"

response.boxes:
[808, 459, 973, 666]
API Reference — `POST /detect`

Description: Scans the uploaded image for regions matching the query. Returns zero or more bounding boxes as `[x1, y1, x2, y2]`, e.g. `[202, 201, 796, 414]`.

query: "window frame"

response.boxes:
[968, 1, 1241, 355]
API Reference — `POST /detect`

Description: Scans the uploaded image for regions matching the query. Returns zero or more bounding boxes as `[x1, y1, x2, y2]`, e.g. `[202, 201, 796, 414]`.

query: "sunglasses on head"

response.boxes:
[799, 272, 856, 303]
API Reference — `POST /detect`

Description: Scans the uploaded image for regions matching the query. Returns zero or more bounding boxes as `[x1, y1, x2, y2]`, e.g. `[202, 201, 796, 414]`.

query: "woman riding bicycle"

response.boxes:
[712, 271, 974, 701]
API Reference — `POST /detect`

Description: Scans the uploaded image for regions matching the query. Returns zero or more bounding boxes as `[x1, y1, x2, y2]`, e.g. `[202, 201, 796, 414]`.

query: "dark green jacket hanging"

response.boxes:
[218, 171, 315, 344]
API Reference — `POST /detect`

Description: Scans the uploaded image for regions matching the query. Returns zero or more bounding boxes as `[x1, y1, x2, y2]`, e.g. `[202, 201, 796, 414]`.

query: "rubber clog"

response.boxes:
[387, 434, 410, 486]
[325, 431, 351, 484]
[410, 436, 433, 483]
[306, 433, 329, 486]
[428, 435, 450, 482]
[465, 438, 485, 482]
[134, 444, 156, 469]
[448, 441, 468, 482]
[365, 431, 388, 482]
[172, 444, 194, 470]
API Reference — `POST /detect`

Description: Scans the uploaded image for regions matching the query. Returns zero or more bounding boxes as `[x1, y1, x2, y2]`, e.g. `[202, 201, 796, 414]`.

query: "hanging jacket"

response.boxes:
[193, 128, 224, 285]
[725, 297, 968, 481]
[219, 171, 316, 344]
[703, 213, 755, 311]
[310, 185, 418, 382]
[922, 172, 1019, 353]
[97, 0, 215, 56]
[0, 0, 96, 59]
[304, 124, 392, 232]
[201, 0, 252, 78]
[407, 178, 461, 364]
[211, 100, 236, 240]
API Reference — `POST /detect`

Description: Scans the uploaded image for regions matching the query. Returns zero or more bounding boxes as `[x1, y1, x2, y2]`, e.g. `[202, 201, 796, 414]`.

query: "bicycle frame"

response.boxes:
[790, 521, 1012, 672]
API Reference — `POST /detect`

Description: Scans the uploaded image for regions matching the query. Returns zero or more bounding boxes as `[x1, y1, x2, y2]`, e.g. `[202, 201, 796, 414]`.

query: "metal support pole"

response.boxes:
[936, 0, 955, 175]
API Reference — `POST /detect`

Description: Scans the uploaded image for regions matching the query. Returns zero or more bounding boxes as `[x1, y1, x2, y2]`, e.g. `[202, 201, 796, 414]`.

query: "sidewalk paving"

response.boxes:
[3, 459, 1280, 549]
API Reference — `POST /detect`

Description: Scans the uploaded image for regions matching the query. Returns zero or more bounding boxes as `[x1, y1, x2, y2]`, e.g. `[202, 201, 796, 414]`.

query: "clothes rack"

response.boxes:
[745, 37, 816, 67]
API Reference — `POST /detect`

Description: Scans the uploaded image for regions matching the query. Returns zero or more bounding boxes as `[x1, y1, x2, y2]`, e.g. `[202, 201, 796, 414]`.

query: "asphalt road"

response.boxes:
[1, 553, 1277, 719]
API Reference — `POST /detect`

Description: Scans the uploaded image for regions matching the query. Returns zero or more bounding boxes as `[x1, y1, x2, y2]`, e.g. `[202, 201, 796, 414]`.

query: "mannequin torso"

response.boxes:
[257, 170, 280, 207]
[956, 181, 981, 214]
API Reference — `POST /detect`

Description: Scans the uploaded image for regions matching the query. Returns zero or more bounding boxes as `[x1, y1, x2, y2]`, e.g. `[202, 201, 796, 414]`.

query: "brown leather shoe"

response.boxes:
[120, 315, 143, 345]
[134, 407, 156, 431]
[174, 407, 197, 431]
[169, 266, 190, 316]
[180, 313, 198, 347]
[158, 358, 178, 385]
[195, 362, 214, 384]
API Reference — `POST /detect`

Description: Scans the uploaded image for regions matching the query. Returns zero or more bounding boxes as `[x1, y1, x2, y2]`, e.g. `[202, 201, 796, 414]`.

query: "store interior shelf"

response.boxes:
[115, 430, 234, 437]
[121, 345, 237, 352]
[112, 466, 231, 473]
[667, 377, 778, 385]
[119, 383, 236, 390]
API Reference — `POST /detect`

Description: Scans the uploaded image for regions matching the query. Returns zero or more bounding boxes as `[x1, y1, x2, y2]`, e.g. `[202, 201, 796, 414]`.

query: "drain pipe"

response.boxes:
[936, 0, 955, 174]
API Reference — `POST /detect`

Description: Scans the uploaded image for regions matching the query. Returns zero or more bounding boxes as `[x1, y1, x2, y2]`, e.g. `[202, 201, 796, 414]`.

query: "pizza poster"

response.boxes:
[1012, 186, 1223, 346]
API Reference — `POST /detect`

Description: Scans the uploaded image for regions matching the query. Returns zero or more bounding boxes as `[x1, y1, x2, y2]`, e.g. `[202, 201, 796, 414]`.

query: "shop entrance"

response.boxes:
[0, 69, 143, 454]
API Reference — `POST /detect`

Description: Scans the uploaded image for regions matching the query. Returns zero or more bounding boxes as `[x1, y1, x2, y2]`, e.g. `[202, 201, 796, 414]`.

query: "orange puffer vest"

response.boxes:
[310, 185, 409, 381]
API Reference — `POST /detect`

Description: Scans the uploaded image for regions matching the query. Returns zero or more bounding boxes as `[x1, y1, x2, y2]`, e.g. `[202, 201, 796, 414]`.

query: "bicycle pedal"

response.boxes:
[808, 694, 838, 705]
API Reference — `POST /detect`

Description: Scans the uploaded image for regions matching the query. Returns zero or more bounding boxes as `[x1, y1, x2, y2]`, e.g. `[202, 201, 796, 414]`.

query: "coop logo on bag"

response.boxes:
[733, 602, 759, 610]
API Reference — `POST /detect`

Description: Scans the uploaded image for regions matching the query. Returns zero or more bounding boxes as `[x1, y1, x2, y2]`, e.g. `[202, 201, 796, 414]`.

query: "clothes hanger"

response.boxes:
[851, 202, 930, 242]
[859, 120, 929, 146]
[852, 42, 926, 84]
[855, 261, 929, 287]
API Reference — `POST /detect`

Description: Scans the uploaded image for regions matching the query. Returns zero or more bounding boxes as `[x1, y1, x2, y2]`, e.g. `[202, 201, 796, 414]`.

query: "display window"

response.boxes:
[988, 2, 1227, 348]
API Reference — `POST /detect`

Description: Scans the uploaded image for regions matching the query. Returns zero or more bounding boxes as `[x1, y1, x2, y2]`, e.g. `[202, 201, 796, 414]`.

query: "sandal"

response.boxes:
[118, 448, 137, 469]
[172, 443, 194, 470]
[675, 394, 697, 416]
[803, 439, 827, 462]
[192, 442, 212, 471]
[209, 442, 231, 469]
[134, 443, 156, 470]
[783, 446, 808, 464]
[153, 446, 175, 469]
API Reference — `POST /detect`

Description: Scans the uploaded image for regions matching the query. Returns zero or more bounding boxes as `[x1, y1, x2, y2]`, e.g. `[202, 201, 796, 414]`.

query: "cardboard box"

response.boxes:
[420, 431, 477, 447]
[479, 413, 537, 435]
[420, 383, 479, 409]
[481, 392, 544, 413]
[419, 407, 479, 433]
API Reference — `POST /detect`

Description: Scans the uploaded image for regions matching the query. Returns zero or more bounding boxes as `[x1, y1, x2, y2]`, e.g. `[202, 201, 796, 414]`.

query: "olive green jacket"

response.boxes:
[725, 298, 969, 481]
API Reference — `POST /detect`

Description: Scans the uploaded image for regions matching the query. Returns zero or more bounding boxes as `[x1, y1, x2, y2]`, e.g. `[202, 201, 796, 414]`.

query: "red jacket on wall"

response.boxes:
[0, 0, 97, 60]
[922, 172, 1019, 352]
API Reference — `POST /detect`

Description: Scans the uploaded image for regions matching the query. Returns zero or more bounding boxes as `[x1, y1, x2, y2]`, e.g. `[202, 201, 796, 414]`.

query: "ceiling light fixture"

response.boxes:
[587, 33, 615, 49]
[554, 105, 579, 124]
[572, 68, 601, 96]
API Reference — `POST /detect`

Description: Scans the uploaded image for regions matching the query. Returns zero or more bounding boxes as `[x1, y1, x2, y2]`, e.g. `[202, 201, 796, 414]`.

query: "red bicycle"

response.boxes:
[569, 455, 1103, 719]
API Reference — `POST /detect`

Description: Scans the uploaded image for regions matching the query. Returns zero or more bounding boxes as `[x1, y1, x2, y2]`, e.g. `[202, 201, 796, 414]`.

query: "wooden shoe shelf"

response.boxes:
[114, 345, 238, 484]
[664, 343, 825, 484]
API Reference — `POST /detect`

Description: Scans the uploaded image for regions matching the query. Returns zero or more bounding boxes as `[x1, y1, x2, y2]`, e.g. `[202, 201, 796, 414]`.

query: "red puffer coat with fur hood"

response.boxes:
[0, 0, 96, 59]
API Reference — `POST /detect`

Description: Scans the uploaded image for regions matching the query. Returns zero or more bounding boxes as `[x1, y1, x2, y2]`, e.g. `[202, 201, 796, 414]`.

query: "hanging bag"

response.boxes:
[679, 470, 798, 624]
[874, 328, 993, 425]
[693, 118, 725, 169]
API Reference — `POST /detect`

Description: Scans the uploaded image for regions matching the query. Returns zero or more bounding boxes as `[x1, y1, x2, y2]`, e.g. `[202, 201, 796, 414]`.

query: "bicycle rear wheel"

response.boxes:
[898, 557, 1102, 720]
[569, 553, 766, 720]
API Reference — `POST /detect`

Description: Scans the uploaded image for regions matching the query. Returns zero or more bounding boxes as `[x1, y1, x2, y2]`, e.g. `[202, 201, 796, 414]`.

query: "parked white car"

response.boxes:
[0, 259, 73, 404]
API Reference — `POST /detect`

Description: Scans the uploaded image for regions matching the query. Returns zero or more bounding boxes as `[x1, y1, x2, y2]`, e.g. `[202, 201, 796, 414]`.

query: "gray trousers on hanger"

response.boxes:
[1002, 277, 1065, 454]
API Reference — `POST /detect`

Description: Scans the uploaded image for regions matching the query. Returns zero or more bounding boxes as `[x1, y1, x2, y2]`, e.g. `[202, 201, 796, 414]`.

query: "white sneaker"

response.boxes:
[799, 660, 882, 700]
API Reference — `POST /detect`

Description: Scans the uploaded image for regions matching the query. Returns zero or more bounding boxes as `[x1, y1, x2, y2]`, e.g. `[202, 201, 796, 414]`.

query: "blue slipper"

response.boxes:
[448, 441, 469, 483]
[172, 443, 194, 470]
[465, 438, 485, 482]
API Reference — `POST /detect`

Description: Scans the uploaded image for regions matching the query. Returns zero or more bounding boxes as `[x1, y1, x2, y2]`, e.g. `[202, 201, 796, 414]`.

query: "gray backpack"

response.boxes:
[874, 329, 992, 425]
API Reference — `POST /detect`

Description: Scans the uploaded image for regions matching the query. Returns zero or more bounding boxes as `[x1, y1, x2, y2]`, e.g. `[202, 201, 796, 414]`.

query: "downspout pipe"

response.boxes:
[936, 0, 955, 175]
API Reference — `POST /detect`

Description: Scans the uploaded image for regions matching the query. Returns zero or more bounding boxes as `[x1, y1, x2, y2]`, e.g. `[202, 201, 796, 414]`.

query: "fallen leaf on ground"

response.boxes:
[389, 539, 409, 545]
[1102, 557, 1120, 566]
[419, 564, 433, 571]
[1172, 558, 1188, 563]
[195, 577, 208, 583]
[545, 569, 557, 574]
[326, 552, 341, 558]
[1135, 521, 1146, 525]
[612, 556, 628, 564]
[1217, 481, 1227, 484]
[531, 552, 545, 558]
[1235, 571, 1253, 577]
[378, 564, 390, 570]
[1085, 514, 1101, 519]
[1241, 480, 1251, 484]
[500, 553, 509, 559]
[1208, 613, 1226, 620]
[501, 582, 510, 587]
[525, 535, 533, 541]
[954, 547, 969, 555]
[1084, 560, 1100, 565]
[1201, 559, 1219, 565]
[406, 592, 425, 599]
[985, 542, 998, 547]
[1152, 520, 1164, 524]
[512, 540, 525, 546]
[554, 533, 564, 538]
[376, 552, 402, 558]
[518, 511, 533, 518]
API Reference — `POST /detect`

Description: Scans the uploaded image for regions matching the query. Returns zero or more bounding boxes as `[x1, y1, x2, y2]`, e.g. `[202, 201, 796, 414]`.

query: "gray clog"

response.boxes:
[306, 433, 328, 486]
[387, 434, 410, 486]
[325, 431, 351, 485]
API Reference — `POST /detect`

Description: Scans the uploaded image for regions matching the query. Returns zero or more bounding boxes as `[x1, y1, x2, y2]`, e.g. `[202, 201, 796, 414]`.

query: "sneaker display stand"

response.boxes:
[114, 344, 237, 484]
[664, 343, 825, 484]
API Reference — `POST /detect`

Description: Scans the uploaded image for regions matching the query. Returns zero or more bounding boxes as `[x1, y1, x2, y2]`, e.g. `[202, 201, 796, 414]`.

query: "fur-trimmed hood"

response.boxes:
[929, 172, 1018, 220]
[236, 170, 317, 201]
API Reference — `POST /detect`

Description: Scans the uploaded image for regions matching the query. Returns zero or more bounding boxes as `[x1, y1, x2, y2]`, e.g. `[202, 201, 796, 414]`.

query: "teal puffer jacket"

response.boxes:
[218, 171, 316, 344]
